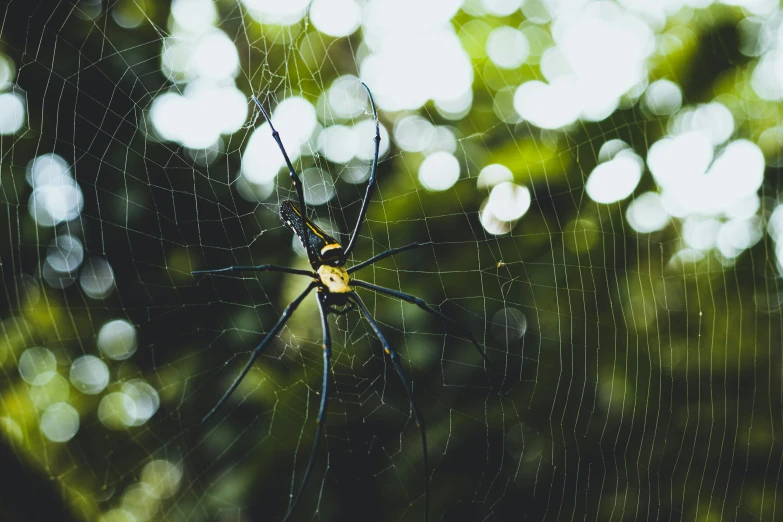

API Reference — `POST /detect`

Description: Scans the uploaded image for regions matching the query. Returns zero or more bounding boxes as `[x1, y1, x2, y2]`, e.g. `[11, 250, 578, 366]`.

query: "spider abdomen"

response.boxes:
[280, 200, 344, 266]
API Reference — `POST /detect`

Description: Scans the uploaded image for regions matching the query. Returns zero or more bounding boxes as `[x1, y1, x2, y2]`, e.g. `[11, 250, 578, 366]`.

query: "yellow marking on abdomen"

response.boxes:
[320, 243, 342, 255]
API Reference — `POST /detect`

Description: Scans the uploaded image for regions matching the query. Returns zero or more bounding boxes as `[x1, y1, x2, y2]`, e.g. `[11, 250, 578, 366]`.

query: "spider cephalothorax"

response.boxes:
[193, 83, 497, 522]
[316, 264, 351, 294]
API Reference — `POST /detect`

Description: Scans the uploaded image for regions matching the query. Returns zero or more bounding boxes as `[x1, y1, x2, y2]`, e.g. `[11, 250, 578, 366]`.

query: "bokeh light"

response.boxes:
[27, 153, 69, 186]
[242, 0, 309, 26]
[354, 119, 390, 161]
[597, 139, 631, 163]
[717, 216, 763, 258]
[150, 81, 247, 149]
[319, 125, 357, 163]
[46, 235, 84, 274]
[625, 192, 669, 234]
[95, 381, 162, 430]
[121, 379, 160, 426]
[122, 482, 160, 521]
[242, 96, 317, 185]
[112, 2, 145, 28]
[80, 257, 116, 299]
[0, 52, 16, 90]
[418, 151, 460, 191]
[0, 91, 24, 134]
[669, 102, 734, 146]
[514, 79, 581, 129]
[161, 29, 239, 84]
[311, 0, 361, 37]
[28, 183, 84, 228]
[42, 258, 77, 290]
[236, 175, 275, 203]
[486, 182, 532, 222]
[18, 347, 57, 386]
[26, 153, 83, 228]
[434, 87, 474, 120]
[193, 32, 239, 80]
[477, 164, 514, 189]
[98, 392, 136, 430]
[40, 402, 79, 443]
[750, 14, 783, 101]
[486, 26, 529, 69]
[585, 151, 643, 204]
[302, 168, 336, 205]
[683, 216, 721, 251]
[141, 460, 183, 499]
[361, 0, 473, 112]
[98, 319, 138, 361]
[327, 75, 367, 119]
[490, 307, 527, 343]
[153, 8, 249, 161]
[70, 355, 110, 395]
[650, 136, 764, 217]
[423, 126, 457, 155]
[339, 164, 371, 185]
[479, 197, 514, 235]
[170, 0, 217, 32]
[480, 0, 524, 17]
[643, 79, 683, 116]
[394, 115, 436, 153]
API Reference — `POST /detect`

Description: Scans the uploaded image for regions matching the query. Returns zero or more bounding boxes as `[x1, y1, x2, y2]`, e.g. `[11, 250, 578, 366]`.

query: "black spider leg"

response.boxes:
[350, 280, 501, 391]
[192, 265, 314, 277]
[251, 95, 312, 265]
[203, 281, 318, 423]
[350, 291, 429, 522]
[281, 293, 331, 522]
[342, 83, 380, 261]
[347, 242, 432, 275]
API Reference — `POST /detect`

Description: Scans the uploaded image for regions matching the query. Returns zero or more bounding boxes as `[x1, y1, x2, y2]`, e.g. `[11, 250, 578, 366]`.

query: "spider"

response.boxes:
[193, 84, 496, 522]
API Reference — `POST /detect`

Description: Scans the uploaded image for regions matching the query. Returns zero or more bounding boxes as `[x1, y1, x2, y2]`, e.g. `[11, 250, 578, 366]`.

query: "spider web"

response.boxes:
[1, 0, 782, 521]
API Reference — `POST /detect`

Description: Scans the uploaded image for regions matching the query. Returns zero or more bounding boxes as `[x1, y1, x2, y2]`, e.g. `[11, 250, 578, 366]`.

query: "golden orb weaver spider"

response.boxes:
[193, 83, 496, 522]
